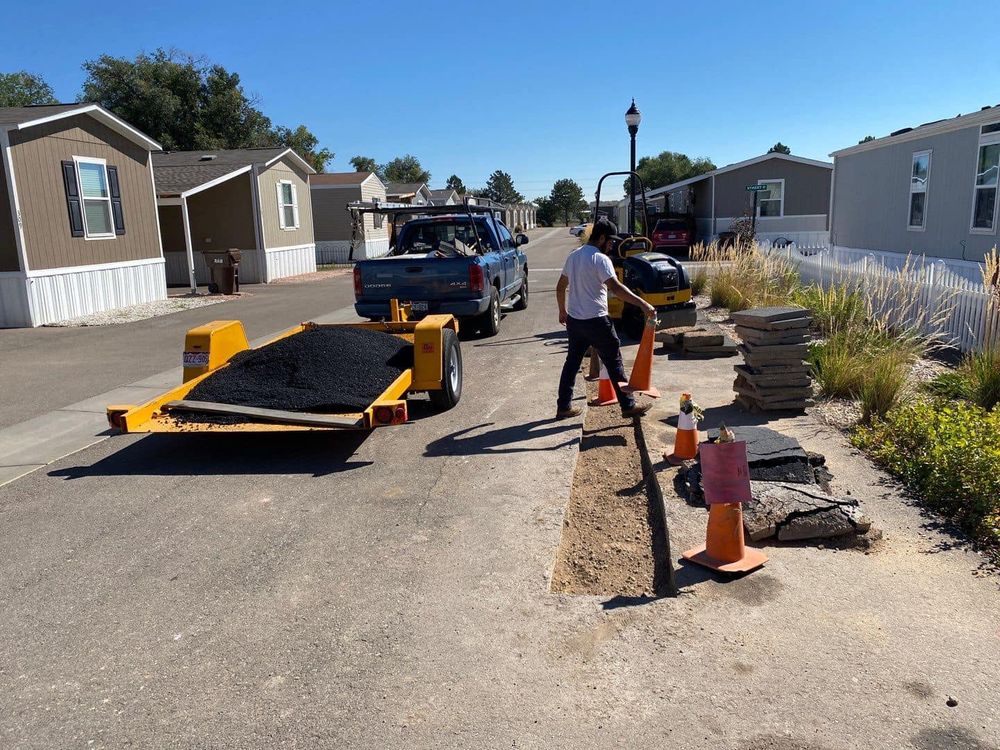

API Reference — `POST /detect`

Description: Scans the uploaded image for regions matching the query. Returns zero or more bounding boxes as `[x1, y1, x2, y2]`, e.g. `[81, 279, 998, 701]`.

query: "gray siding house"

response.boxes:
[830, 105, 1000, 262]
[632, 153, 833, 245]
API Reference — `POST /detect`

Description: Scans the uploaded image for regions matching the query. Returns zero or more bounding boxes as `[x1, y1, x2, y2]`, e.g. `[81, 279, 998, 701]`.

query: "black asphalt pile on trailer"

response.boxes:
[184, 328, 413, 418]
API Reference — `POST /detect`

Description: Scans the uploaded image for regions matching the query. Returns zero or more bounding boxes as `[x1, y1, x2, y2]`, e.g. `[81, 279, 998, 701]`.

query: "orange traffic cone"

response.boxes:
[591, 362, 619, 406]
[627, 317, 660, 398]
[682, 502, 768, 574]
[666, 392, 699, 465]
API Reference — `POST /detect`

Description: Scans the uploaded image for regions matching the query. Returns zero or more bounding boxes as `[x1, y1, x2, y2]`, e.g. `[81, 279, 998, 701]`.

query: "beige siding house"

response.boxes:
[0, 103, 165, 327]
[310, 171, 389, 262]
[154, 147, 316, 287]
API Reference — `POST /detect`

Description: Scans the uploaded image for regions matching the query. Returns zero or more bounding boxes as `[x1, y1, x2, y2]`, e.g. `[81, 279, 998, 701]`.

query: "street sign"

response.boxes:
[746, 184, 768, 192]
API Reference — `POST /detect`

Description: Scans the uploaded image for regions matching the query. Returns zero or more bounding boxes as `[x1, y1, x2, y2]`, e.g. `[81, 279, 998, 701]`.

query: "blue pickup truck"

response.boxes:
[351, 205, 529, 336]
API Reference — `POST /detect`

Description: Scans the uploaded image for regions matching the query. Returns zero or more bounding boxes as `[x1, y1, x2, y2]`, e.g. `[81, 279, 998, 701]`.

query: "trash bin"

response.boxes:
[203, 249, 241, 294]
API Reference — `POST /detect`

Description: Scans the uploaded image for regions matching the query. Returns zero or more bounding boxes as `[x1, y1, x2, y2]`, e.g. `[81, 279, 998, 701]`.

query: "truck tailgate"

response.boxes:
[357, 255, 478, 302]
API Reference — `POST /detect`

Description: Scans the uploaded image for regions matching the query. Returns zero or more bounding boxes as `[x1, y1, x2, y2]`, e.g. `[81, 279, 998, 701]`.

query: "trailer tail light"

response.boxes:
[373, 402, 407, 425]
[469, 264, 485, 292]
[353, 266, 362, 298]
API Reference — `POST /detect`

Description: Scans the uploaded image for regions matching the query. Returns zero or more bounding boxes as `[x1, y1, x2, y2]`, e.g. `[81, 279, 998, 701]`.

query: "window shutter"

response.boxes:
[290, 183, 299, 228]
[276, 182, 286, 229]
[60, 160, 85, 237]
[107, 165, 126, 235]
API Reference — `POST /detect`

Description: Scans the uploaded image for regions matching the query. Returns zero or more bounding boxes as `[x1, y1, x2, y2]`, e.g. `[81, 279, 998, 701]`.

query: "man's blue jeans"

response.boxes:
[557, 315, 635, 413]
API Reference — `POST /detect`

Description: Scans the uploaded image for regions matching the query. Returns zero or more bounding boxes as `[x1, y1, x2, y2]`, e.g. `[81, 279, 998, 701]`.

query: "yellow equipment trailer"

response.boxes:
[107, 301, 462, 434]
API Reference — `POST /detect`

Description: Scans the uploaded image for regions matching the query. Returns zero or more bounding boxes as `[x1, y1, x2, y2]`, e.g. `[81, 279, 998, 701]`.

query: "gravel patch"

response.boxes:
[809, 398, 862, 430]
[46, 294, 234, 327]
[184, 327, 413, 419]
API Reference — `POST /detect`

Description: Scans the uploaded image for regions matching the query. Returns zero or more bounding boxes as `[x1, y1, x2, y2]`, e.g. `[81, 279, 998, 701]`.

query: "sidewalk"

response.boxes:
[619, 330, 999, 747]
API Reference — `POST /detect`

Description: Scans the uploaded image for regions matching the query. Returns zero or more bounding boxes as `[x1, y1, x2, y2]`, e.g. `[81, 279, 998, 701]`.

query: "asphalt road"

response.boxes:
[0, 274, 360, 430]
[1, 227, 595, 748]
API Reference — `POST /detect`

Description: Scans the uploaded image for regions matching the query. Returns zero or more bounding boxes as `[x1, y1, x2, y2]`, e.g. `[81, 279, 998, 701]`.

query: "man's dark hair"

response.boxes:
[590, 217, 619, 243]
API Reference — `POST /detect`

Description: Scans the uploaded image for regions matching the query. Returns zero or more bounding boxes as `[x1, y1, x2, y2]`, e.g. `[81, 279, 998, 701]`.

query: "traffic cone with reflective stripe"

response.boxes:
[682, 502, 768, 574]
[627, 316, 660, 398]
[591, 362, 619, 406]
[665, 392, 699, 465]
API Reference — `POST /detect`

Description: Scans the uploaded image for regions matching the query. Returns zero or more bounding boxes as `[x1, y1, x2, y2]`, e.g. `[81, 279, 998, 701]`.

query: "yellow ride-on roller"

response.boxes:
[592, 171, 697, 339]
[107, 300, 462, 433]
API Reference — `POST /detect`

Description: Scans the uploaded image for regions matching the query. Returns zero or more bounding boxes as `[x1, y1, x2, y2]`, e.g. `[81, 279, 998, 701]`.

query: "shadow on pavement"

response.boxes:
[424, 419, 579, 456]
[49, 432, 372, 480]
[472, 330, 568, 349]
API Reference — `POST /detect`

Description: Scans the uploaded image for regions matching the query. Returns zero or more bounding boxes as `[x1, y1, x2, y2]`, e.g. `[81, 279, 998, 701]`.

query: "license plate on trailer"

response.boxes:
[410, 301, 429, 313]
[183, 351, 209, 367]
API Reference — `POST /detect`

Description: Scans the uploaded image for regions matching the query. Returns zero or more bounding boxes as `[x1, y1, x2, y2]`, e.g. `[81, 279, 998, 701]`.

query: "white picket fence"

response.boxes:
[762, 243, 999, 353]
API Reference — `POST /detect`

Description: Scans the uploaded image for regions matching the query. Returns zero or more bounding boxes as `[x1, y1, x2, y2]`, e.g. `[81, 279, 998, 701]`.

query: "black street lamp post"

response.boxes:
[625, 99, 641, 234]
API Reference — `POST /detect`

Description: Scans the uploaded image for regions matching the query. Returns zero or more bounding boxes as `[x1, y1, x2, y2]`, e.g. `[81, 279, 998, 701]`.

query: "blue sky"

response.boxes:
[3, 0, 997, 200]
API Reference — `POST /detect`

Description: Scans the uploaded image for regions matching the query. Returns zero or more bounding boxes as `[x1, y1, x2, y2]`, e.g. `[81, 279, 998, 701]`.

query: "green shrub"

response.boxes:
[859, 348, 911, 422]
[854, 399, 1000, 551]
[926, 347, 1000, 410]
[808, 332, 865, 398]
[791, 282, 867, 336]
[690, 266, 708, 297]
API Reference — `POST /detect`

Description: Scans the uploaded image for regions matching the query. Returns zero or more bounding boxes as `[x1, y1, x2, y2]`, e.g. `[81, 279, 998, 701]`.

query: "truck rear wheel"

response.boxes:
[513, 273, 528, 310]
[478, 287, 501, 337]
[429, 329, 462, 409]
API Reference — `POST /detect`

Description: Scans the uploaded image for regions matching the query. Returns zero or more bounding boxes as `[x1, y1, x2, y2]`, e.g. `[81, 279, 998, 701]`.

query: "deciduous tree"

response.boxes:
[549, 179, 585, 225]
[624, 151, 716, 194]
[446, 174, 466, 194]
[0, 71, 57, 106]
[383, 154, 430, 184]
[478, 170, 524, 204]
[80, 49, 331, 169]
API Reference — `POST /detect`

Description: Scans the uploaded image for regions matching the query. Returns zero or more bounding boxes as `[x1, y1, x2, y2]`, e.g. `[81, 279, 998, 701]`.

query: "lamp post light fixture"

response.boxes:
[625, 98, 641, 233]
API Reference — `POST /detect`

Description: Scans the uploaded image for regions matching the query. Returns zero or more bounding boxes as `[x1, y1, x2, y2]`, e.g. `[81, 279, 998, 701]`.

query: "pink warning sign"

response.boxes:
[699, 441, 752, 505]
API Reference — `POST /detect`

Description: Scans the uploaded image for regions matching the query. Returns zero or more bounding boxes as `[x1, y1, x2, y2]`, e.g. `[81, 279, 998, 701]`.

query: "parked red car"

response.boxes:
[651, 218, 694, 256]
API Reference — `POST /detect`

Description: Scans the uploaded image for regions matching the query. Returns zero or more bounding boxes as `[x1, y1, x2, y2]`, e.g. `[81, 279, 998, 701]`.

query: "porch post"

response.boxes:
[181, 195, 197, 294]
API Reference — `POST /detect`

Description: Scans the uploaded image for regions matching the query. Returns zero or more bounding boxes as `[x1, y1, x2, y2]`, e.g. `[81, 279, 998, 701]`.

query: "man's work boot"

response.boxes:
[622, 403, 653, 418]
[556, 407, 583, 419]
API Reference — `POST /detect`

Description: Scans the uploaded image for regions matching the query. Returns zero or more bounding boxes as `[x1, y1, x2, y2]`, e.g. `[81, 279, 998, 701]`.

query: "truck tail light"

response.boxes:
[353, 266, 362, 297]
[469, 264, 484, 292]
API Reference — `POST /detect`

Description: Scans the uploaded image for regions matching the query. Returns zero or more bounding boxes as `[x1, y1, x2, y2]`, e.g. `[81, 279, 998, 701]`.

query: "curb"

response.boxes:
[633, 414, 679, 596]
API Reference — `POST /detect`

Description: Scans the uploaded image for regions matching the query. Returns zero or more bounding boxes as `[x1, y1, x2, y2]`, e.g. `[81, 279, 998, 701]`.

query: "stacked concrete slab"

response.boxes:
[732, 307, 813, 411]
[654, 325, 738, 358]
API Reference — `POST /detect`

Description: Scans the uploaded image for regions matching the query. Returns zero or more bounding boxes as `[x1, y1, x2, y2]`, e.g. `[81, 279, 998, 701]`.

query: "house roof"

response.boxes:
[641, 152, 832, 199]
[311, 171, 378, 186]
[0, 102, 161, 151]
[386, 182, 427, 196]
[153, 147, 315, 196]
[831, 103, 1000, 158]
[427, 188, 459, 204]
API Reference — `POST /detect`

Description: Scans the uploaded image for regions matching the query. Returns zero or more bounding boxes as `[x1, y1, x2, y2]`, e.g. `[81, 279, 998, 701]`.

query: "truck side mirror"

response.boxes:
[516, 233, 529, 246]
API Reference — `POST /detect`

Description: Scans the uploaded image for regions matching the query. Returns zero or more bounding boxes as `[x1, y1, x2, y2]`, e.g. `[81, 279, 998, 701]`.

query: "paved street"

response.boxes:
[2, 227, 998, 749]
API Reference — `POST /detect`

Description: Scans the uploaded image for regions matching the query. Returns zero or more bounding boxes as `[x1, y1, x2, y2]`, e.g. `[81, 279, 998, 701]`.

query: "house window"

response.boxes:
[756, 179, 783, 217]
[277, 180, 299, 230]
[75, 157, 114, 238]
[908, 150, 931, 230]
[972, 125, 1000, 233]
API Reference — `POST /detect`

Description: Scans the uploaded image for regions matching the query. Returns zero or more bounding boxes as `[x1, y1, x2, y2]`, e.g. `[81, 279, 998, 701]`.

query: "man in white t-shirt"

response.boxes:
[555, 218, 656, 419]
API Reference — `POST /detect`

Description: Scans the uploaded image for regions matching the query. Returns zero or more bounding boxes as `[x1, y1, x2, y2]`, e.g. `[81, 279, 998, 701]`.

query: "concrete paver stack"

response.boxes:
[732, 307, 814, 411]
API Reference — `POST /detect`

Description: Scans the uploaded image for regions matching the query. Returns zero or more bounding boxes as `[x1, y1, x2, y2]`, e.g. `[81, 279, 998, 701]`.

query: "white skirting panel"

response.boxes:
[163, 249, 263, 285]
[0, 274, 31, 328]
[316, 238, 390, 263]
[265, 244, 316, 282]
[24, 258, 167, 326]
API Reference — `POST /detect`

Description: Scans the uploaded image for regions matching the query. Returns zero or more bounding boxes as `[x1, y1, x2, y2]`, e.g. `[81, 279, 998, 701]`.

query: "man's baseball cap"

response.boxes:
[591, 217, 622, 241]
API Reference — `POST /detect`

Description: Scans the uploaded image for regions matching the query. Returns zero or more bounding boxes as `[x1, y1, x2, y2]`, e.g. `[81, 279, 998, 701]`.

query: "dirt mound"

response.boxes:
[186, 327, 413, 415]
